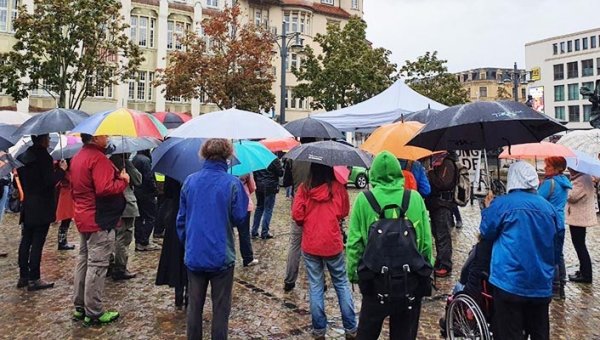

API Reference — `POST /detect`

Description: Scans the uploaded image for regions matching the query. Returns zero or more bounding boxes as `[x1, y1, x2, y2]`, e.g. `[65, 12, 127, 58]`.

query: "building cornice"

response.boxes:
[132, 0, 160, 7]
[168, 2, 194, 13]
[526, 27, 600, 47]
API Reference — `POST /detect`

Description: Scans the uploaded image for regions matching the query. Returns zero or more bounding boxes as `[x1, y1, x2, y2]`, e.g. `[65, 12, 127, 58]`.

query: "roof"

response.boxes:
[281, 0, 314, 10]
[312, 3, 351, 18]
[525, 27, 600, 46]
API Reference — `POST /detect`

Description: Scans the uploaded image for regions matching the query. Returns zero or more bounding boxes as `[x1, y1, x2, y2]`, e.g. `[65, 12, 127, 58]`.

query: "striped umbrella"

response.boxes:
[72, 108, 168, 139]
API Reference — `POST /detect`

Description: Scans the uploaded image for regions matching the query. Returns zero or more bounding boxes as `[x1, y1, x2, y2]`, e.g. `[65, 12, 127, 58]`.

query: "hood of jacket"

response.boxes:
[305, 182, 332, 202]
[549, 173, 573, 190]
[17, 144, 46, 165]
[369, 151, 405, 188]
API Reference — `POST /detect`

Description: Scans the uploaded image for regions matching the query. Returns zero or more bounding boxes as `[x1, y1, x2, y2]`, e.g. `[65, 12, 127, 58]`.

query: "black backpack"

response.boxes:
[282, 159, 293, 188]
[429, 157, 458, 193]
[357, 189, 433, 302]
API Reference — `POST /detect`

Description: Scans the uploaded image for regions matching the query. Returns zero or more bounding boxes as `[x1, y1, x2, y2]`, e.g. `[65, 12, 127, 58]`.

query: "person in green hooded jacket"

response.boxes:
[346, 150, 433, 340]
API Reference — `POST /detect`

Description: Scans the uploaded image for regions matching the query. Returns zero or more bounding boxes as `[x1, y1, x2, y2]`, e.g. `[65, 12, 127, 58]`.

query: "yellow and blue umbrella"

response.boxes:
[72, 108, 168, 139]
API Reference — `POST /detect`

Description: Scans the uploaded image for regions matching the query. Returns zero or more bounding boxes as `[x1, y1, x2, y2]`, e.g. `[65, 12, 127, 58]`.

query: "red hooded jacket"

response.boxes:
[70, 144, 128, 233]
[292, 180, 349, 257]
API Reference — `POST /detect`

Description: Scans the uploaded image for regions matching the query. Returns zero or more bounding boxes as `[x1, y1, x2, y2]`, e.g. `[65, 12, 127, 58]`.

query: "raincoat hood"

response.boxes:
[306, 182, 333, 202]
[370, 151, 404, 188]
[549, 174, 573, 190]
[507, 161, 539, 192]
[16, 144, 46, 165]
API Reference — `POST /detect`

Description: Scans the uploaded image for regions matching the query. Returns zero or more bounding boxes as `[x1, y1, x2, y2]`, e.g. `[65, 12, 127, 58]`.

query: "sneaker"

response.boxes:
[112, 270, 137, 281]
[153, 232, 165, 239]
[244, 259, 259, 267]
[27, 279, 55, 291]
[261, 233, 274, 240]
[251, 234, 259, 239]
[135, 243, 147, 252]
[16, 278, 28, 288]
[73, 308, 85, 321]
[434, 268, 451, 278]
[83, 311, 120, 327]
[0, 251, 7, 257]
[455, 221, 463, 228]
[58, 243, 76, 250]
[145, 242, 161, 251]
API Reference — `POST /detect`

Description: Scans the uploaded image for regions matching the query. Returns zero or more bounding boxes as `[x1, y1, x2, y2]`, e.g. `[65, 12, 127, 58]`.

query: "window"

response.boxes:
[584, 105, 592, 122]
[255, 10, 261, 26]
[285, 88, 290, 109]
[598, 58, 600, 75]
[582, 59, 593, 77]
[290, 89, 296, 109]
[139, 17, 148, 47]
[479, 86, 487, 98]
[568, 84, 579, 101]
[521, 88, 526, 99]
[567, 62, 578, 78]
[575, 39, 580, 51]
[167, 21, 173, 50]
[583, 37, 589, 50]
[592, 36, 597, 48]
[552, 43, 558, 55]
[206, 0, 218, 7]
[283, 13, 289, 33]
[553, 64, 564, 80]
[554, 85, 565, 101]
[148, 72, 154, 101]
[128, 78, 135, 100]
[568, 105, 580, 122]
[567, 40, 573, 52]
[0, 0, 19, 33]
[560, 42, 565, 53]
[555, 106, 565, 120]
[290, 53, 298, 70]
[130, 15, 156, 48]
[130, 16, 137, 44]
[137, 72, 146, 100]
[291, 14, 298, 32]
[582, 82, 594, 98]
[321, 0, 334, 4]
[175, 22, 184, 50]
[351, 0, 358, 9]
[167, 20, 190, 50]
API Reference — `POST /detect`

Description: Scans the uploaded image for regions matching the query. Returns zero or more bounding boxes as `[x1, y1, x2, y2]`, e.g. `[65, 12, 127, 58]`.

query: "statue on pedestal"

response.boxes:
[581, 80, 600, 128]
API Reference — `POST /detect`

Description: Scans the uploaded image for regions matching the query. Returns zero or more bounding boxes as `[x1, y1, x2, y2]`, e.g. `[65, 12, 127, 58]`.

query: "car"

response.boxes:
[348, 166, 369, 189]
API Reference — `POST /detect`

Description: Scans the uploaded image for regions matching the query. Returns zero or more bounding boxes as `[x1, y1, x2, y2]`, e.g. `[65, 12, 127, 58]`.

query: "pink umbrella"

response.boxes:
[66, 135, 81, 146]
[334, 166, 350, 185]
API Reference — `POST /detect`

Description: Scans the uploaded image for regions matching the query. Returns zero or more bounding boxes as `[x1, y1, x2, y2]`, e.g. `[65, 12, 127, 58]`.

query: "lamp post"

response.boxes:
[502, 62, 530, 102]
[275, 21, 304, 124]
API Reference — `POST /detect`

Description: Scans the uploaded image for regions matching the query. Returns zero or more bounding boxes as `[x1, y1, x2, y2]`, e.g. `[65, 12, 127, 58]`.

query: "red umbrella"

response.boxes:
[153, 111, 191, 129]
[259, 138, 300, 152]
[334, 166, 350, 185]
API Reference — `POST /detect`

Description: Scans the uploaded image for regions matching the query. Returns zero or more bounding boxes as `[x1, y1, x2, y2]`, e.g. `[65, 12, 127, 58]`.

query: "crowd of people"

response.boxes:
[0, 133, 596, 339]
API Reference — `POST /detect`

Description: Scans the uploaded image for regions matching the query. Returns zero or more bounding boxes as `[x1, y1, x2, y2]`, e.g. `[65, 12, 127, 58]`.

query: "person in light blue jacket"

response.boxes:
[480, 161, 563, 340]
[176, 138, 249, 340]
[538, 156, 572, 300]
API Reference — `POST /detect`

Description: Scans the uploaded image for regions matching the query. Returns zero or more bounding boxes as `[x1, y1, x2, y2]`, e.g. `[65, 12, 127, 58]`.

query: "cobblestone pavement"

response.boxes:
[1, 189, 600, 339]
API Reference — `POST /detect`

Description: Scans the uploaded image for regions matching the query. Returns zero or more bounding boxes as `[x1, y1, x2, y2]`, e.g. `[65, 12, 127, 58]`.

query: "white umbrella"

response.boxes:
[9, 133, 69, 158]
[566, 150, 600, 177]
[168, 108, 293, 140]
[0, 110, 32, 125]
[557, 129, 600, 157]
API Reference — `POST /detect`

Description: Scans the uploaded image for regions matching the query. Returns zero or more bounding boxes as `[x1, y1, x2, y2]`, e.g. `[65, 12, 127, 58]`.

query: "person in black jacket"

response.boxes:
[251, 158, 283, 239]
[132, 149, 160, 251]
[16, 134, 66, 291]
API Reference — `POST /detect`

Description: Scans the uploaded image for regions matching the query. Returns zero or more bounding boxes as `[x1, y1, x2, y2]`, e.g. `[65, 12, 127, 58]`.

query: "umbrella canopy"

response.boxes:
[283, 141, 373, 168]
[109, 136, 162, 154]
[168, 108, 293, 140]
[360, 121, 439, 161]
[151, 138, 240, 183]
[333, 166, 350, 185]
[0, 124, 19, 150]
[72, 108, 168, 139]
[498, 142, 576, 159]
[0, 110, 32, 125]
[556, 129, 600, 157]
[0, 150, 22, 178]
[50, 142, 83, 160]
[395, 107, 441, 125]
[283, 117, 344, 139]
[407, 101, 567, 151]
[11, 108, 89, 137]
[231, 141, 277, 176]
[259, 138, 300, 152]
[153, 111, 191, 129]
[9, 133, 69, 159]
[566, 150, 600, 177]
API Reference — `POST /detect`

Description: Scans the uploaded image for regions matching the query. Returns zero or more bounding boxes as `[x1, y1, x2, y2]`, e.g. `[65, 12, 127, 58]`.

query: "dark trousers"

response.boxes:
[451, 205, 462, 223]
[357, 295, 422, 340]
[18, 223, 50, 280]
[58, 219, 71, 245]
[431, 207, 453, 270]
[493, 296, 550, 340]
[154, 195, 166, 236]
[134, 195, 157, 246]
[187, 266, 235, 340]
[570, 225, 592, 280]
[237, 212, 254, 266]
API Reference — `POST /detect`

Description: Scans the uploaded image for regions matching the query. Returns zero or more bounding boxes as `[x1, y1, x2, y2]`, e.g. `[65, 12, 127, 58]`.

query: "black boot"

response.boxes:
[58, 243, 75, 250]
[175, 286, 184, 309]
[560, 283, 566, 300]
[27, 279, 54, 291]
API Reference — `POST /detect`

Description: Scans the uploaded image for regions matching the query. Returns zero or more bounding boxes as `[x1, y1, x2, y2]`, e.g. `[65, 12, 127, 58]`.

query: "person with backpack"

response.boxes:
[292, 163, 357, 340]
[347, 150, 433, 340]
[426, 151, 460, 278]
[398, 159, 430, 197]
[252, 158, 284, 239]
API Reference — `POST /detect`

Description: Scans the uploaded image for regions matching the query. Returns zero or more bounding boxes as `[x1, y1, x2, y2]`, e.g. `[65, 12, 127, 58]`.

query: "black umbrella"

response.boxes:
[11, 108, 89, 137]
[0, 150, 22, 177]
[283, 117, 344, 139]
[396, 106, 441, 125]
[283, 141, 373, 168]
[50, 143, 82, 160]
[407, 101, 567, 151]
[0, 124, 19, 150]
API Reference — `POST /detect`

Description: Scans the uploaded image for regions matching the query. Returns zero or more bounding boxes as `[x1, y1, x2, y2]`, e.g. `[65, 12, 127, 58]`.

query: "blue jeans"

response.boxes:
[286, 186, 293, 198]
[251, 191, 276, 237]
[302, 251, 357, 336]
[0, 185, 8, 225]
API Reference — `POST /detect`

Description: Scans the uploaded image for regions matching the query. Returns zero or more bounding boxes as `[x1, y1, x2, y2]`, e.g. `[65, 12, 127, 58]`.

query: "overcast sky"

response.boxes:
[363, 0, 600, 73]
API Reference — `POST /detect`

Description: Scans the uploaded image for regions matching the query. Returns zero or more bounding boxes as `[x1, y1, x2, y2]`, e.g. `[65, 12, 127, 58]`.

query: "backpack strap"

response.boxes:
[547, 178, 555, 200]
[400, 189, 411, 218]
[406, 160, 413, 172]
[363, 191, 382, 216]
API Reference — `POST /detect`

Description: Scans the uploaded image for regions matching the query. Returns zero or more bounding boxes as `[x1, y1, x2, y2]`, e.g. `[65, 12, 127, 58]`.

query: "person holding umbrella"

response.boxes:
[251, 158, 283, 239]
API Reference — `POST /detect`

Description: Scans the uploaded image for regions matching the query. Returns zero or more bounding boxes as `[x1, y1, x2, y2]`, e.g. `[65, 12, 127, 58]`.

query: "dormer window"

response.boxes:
[321, 0, 334, 5]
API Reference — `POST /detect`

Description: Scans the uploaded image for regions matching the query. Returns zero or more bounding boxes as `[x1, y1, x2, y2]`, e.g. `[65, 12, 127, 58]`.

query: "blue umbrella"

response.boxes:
[0, 124, 19, 150]
[151, 138, 240, 183]
[566, 150, 600, 177]
[231, 141, 277, 176]
[0, 150, 22, 177]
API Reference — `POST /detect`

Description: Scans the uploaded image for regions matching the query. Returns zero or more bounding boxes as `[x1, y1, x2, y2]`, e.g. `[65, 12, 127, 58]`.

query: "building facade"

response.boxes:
[0, 0, 362, 118]
[525, 27, 600, 130]
[454, 67, 529, 102]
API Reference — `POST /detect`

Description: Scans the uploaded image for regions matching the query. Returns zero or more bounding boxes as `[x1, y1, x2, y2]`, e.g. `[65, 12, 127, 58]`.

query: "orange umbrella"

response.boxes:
[498, 142, 575, 159]
[360, 121, 439, 160]
[260, 138, 300, 152]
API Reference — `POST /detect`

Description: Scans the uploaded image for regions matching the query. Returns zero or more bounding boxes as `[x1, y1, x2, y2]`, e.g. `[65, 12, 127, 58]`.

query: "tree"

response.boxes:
[497, 86, 513, 100]
[400, 51, 469, 106]
[293, 16, 398, 111]
[0, 0, 143, 109]
[155, 5, 275, 112]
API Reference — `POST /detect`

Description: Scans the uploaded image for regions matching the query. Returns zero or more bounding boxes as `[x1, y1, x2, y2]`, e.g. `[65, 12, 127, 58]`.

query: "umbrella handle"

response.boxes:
[60, 132, 64, 161]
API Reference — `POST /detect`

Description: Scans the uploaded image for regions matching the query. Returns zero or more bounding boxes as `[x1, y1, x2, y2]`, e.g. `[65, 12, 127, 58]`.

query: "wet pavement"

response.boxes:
[1, 189, 600, 339]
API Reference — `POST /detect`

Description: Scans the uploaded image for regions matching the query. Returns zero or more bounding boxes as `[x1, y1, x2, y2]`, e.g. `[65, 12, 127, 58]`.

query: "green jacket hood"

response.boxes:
[370, 150, 404, 188]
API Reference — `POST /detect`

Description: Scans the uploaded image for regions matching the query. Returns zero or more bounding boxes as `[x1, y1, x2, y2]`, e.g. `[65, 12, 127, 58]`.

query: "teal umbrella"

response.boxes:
[231, 141, 277, 176]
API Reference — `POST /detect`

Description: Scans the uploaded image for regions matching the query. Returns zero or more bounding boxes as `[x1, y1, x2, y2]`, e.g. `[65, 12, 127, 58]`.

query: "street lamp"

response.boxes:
[500, 62, 532, 102]
[274, 21, 304, 124]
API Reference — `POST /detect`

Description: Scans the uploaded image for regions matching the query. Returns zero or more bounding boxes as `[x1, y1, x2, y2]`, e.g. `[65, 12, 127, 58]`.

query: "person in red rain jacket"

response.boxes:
[69, 134, 129, 327]
[292, 163, 357, 340]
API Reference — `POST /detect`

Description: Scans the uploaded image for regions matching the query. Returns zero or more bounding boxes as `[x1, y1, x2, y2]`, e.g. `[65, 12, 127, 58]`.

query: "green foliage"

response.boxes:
[0, 0, 143, 109]
[293, 16, 398, 111]
[400, 51, 469, 106]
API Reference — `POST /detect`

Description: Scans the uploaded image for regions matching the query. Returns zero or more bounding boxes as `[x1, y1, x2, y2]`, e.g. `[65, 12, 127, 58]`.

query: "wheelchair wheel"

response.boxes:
[445, 294, 491, 340]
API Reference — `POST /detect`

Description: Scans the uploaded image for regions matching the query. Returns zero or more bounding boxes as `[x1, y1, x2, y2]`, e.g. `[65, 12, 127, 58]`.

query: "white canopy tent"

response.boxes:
[312, 80, 447, 132]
